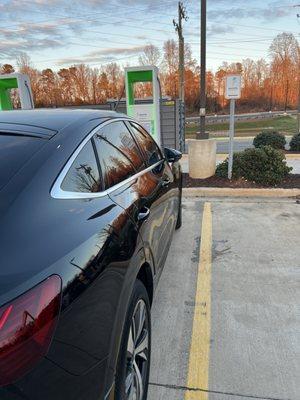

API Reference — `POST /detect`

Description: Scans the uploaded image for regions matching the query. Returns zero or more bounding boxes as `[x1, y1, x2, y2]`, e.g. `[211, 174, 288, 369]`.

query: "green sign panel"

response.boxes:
[0, 77, 18, 110]
[0, 73, 34, 111]
[125, 66, 161, 146]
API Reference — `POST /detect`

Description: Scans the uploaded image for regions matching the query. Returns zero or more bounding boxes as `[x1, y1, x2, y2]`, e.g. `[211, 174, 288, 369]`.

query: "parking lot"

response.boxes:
[148, 197, 300, 400]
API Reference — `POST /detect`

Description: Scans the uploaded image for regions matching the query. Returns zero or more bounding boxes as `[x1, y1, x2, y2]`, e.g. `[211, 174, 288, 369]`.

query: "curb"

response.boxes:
[215, 153, 300, 159]
[183, 187, 300, 198]
[182, 153, 300, 160]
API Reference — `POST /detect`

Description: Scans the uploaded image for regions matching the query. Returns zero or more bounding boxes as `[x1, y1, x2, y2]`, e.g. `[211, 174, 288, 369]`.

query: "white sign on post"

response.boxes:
[225, 75, 241, 100]
[225, 75, 241, 180]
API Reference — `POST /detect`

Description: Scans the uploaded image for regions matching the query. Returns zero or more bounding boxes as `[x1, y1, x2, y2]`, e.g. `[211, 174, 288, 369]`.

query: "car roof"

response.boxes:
[0, 108, 126, 139]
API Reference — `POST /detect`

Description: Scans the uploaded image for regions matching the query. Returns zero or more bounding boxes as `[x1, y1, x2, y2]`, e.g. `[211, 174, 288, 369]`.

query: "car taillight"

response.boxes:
[0, 275, 62, 387]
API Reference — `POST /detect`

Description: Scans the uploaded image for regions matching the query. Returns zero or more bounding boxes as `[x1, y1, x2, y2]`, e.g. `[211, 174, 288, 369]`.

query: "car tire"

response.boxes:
[175, 196, 182, 230]
[115, 280, 151, 400]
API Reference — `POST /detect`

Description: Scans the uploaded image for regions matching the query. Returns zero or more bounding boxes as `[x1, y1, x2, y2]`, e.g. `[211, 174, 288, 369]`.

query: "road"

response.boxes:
[184, 138, 254, 154]
[148, 197, 300, 400]
[186, 110, 297, 124]
[184, 137, 292, 154]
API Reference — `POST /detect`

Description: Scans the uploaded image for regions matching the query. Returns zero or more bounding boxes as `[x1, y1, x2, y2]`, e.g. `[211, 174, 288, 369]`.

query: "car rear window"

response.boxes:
[0, 134, 44, 190]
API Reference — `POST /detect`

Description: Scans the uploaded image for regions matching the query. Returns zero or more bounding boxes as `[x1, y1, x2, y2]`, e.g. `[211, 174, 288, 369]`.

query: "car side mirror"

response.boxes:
[164, 147, 182, 163]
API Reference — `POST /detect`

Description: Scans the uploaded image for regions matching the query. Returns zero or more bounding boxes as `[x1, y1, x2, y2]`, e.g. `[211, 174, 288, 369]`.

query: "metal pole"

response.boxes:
[198, 0, 208, 139]
[228, 99, 235, 180]
[298, 79, 300, 134]
[296, 10, 300, 133]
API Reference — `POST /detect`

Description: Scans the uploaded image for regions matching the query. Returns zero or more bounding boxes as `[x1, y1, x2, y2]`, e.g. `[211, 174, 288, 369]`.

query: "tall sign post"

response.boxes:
[125, 66, 161, 146]
[225, 75, 241, 180]
[198, 0, 208, 139]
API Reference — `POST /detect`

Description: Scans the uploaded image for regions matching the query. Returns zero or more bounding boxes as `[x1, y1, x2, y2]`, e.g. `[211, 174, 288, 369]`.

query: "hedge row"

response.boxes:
[253, 130, 300, 151]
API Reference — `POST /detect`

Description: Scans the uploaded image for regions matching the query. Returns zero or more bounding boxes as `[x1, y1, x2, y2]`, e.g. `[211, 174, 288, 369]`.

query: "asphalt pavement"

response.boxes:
[185, 137, 292, 155]
[186, 110, 297, 124]
[148, 197, 300, 400]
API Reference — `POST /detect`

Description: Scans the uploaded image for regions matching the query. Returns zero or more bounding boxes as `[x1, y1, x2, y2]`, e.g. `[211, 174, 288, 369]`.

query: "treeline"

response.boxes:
[1, 32, 299, 114]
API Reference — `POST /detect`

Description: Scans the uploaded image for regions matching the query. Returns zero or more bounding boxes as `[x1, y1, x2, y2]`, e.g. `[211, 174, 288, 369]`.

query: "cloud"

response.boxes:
[208, 1, 295, 22]
[0, 0, 297, 66]
[0, 0, 174, 61]
[0, 18, 81, 58]
[0, 0, 173, 17]
[0, 38, 64, 58]
[56, 45, 146, 65]
[186, 24, 234, 39]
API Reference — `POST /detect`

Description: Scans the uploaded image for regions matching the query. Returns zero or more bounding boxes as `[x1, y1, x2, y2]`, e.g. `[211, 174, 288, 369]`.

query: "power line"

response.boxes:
[1, 21, 285, 45]
[2, 0, 178, 27]
[2, 33, 287, 66]
[0, 7, 175, 37]
[2, 28, 293, 67]
[1, 3, 297, 58]
[197, 35, 300, 44]
[4, 4, 176, 34]
[208, 22, 300, 35]
[1, 33, 277, 67]
[188, 2, 299, 15]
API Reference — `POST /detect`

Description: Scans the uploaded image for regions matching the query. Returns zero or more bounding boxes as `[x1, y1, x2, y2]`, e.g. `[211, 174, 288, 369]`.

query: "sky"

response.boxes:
[0, 0, 299, 72]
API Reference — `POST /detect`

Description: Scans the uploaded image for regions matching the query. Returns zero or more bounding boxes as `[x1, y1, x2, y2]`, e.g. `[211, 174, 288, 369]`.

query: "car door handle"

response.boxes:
[138, 207, 150, 222]
[162, 179, 171, 187]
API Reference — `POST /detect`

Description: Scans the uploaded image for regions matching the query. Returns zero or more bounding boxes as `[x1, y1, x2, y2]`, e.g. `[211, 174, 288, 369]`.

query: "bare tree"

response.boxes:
[270, 33, 299, 110]
[16, 52, 33, 75]
[139, 44, 161, 66]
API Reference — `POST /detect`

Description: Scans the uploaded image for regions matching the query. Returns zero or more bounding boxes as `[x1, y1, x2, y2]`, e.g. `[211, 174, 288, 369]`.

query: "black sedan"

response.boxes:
[0, 109, 182, 400]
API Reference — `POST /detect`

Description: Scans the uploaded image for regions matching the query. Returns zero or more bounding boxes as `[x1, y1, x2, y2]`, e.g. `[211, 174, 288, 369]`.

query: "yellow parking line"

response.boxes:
[185, 202, 212, 400]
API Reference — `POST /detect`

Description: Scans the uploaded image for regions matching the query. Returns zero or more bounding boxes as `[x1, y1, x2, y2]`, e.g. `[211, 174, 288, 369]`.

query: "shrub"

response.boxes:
[215, 152, 245, 179]
[290, 133, 300, 152]
[216, 146, 292, 186]
[253, 131, 286, 150]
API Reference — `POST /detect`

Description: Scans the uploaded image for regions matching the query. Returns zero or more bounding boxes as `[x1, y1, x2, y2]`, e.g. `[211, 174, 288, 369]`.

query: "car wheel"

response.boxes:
[115, 280, 151, 400]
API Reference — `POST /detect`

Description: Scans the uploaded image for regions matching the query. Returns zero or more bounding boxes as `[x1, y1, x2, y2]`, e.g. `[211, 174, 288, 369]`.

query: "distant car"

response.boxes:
[0, 109, 182, 400]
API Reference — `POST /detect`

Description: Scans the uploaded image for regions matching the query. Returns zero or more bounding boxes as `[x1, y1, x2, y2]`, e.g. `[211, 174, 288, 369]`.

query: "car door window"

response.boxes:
[93, 134, 136, 190]
[128, 122, 163, 167]
[128, 122, 164, 174]
[98, 121, 145, 172]
[61, 140, 101, 193]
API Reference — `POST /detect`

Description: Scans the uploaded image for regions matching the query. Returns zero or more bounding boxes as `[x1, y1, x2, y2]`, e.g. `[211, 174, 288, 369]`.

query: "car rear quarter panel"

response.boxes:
[0, 120, 147, 399]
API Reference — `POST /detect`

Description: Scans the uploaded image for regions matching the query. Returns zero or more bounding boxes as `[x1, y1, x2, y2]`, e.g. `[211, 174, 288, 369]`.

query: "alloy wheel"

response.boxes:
[125, 299, 149, 400]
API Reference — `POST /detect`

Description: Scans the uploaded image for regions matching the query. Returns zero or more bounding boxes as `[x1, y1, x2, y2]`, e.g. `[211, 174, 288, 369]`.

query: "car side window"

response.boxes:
[93, 133, 136, 190]
[99, 121, 145, 172]
[61, 140, 101, 193]
[128, 122, 163, 168]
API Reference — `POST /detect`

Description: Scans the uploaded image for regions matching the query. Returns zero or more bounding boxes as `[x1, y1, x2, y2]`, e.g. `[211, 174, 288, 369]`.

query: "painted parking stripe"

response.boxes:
[185, 202, 212, 400]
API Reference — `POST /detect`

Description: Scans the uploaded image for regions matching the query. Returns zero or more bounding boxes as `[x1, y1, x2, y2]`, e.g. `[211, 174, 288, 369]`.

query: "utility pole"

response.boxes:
[198, 0, 208, 139]
[173, 2, 188, 103]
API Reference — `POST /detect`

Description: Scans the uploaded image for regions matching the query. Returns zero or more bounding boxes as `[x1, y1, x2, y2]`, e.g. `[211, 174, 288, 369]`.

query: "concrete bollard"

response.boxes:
[188, 139, 217, 179]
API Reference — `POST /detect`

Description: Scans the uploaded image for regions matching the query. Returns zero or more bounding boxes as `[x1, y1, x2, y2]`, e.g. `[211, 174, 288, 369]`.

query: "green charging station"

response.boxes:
[0, 73, 34, 111]
[125, 66, 161, 146]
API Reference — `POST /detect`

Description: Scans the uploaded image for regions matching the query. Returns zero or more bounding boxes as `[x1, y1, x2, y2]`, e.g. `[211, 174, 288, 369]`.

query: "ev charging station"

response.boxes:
[125, 66, 161, 146]
[0, 73, 34, 111]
